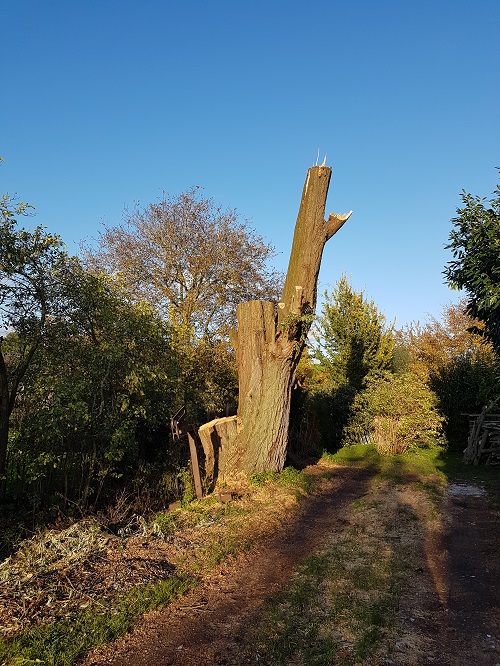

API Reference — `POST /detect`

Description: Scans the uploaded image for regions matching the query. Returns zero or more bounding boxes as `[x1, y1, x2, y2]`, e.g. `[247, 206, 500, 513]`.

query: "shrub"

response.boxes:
[345, 372, 445, 455]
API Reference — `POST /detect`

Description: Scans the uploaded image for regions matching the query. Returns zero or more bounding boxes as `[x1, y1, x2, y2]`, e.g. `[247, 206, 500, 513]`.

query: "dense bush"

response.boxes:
[303, 277, 396, 453]
[345, 372, 445, 455]
[5, 270, 182, 510]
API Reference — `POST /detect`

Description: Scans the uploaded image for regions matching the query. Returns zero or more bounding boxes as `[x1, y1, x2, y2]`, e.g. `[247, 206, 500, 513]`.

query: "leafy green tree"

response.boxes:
[308, 276, 395, 450]
[314, 275, 395, 392]
[0, 197, 69, 481]
[9, 264, 180, 507]
[444, 180, 500, 355]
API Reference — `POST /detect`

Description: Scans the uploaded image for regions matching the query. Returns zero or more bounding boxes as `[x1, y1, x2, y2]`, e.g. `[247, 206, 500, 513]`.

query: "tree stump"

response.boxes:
[198, 165, 351, 482]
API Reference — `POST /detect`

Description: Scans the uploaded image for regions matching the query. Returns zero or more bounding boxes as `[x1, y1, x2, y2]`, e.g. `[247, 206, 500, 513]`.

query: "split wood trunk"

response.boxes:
[199, 165, 350, 483]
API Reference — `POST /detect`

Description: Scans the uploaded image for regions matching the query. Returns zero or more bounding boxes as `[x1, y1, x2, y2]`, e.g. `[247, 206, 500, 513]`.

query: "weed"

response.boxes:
[249, 470, 279, 486]
[279, 466, 312, 492]
[150, 510, 178, 537]
[177, 467, 196, 507]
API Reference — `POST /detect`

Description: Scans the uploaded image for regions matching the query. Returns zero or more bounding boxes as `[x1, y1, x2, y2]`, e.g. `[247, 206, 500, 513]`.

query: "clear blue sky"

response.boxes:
[2, 0, 499, 328]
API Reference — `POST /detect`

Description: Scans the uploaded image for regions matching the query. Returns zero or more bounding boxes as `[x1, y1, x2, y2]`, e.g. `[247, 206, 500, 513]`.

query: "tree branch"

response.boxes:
[325, 211, 353, 240]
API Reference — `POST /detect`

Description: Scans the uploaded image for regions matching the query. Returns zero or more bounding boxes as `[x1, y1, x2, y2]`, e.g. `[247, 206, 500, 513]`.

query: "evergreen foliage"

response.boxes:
[315, 275, 395, 392]
[306, 276, 395, 451]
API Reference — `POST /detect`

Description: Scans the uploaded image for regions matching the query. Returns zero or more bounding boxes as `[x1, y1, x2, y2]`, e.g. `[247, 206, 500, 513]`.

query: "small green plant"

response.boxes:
[177, 467, 196, 507]
[279, 309, 315, 336]
[151, 510, 178, 536]
[249, 470, 279, 486]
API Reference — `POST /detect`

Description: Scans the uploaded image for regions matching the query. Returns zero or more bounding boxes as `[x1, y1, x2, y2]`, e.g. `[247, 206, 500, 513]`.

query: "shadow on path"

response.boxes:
[83, 465, 376, 666]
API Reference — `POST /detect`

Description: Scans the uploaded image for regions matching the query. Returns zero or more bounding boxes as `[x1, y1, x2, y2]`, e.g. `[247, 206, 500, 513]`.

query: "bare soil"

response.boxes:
[81, 463, 500, 666]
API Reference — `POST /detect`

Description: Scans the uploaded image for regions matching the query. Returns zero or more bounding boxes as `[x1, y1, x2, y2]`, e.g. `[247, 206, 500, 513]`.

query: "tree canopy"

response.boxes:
[402, 299, 496, 377]
[401, 300, 499, 449]
[444, 181, 500, 355]
[84, 187, 282, 341]
[8, 265, 181, 507]
[0, 199, 71, 479]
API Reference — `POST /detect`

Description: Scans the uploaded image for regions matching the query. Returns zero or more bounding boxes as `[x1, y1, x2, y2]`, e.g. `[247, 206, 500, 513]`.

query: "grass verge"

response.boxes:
[0, 574, 193, 666]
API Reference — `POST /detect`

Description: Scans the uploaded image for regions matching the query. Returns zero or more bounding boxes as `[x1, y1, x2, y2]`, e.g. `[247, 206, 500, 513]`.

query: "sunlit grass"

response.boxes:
[0, 575, 194, 666]
[324, 444, 447, 488]
[240, 444, 452, 664]
[239, 506, 410, 665]
[249, 465, 312, 492]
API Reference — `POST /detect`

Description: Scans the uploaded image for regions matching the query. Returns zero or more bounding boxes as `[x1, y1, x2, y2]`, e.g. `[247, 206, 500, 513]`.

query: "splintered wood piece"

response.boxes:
[187, 432, 203, 499]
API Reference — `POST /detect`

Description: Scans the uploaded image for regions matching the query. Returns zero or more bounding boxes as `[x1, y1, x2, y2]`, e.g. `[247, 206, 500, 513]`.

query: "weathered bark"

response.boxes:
[198, 165, 351, 482]
[278, 166, 350, 329]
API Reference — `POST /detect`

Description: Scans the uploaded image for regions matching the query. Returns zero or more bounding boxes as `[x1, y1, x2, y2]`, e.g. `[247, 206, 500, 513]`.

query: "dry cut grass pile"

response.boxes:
[0, 473, 309, 642]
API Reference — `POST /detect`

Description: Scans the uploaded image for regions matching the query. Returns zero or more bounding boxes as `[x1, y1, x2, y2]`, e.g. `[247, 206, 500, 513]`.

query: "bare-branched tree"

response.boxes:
[83, 187, 282, 342]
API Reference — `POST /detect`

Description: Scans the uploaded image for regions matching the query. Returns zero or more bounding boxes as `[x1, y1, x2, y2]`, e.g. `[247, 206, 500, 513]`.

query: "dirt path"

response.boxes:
[392, 479, 500, 666]
[83, 465, 500, 666]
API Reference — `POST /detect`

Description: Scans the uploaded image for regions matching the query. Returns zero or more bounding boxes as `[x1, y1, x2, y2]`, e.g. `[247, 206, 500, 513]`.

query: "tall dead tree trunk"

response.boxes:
[199, 165, 351, 482]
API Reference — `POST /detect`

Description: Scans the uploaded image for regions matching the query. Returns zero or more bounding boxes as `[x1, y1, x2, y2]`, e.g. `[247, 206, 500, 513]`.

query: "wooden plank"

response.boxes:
[187, 432, 203, 500]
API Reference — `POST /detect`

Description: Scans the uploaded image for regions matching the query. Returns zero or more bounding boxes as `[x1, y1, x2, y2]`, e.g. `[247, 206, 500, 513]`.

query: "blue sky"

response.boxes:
[2, 0, 499, 328]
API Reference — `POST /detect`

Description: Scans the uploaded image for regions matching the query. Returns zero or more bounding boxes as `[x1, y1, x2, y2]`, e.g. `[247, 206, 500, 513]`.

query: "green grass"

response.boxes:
[248, 466, 313, 502]
[186, 530, 255, 573]
[325, 443, 499, 490]
[0, 575, 194, 666]
[238, 445, 453, 665]
[249, 465, 312, 492]
[324, 444, 448, 491]
[322, 443, 382, 467]
[239, 524, 406, 665]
